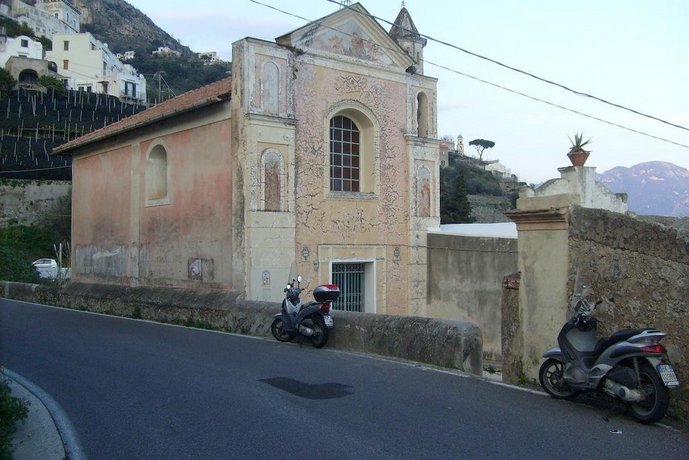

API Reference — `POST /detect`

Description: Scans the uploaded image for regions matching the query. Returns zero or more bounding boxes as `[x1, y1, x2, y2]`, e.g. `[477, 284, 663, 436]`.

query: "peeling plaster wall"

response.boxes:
[71, 106, 235, 290]
[72, 144, 133, 284]
[233, 25, 439, 314]
[292, 63, 410, 314]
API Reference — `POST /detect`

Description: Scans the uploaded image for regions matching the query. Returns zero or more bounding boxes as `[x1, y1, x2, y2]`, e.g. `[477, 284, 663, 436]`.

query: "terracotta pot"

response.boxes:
[567, 149, 589, 167]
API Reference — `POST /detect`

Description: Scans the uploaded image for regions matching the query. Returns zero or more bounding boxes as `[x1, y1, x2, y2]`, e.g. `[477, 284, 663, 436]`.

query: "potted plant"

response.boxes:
[567, 132, 591, 166]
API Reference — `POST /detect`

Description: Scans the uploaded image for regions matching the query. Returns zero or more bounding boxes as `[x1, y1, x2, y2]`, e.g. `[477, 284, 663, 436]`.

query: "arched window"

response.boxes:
[417, 92, 429, 138]
[329, 115, 360, 192]
[146, 144, 168, 202]
[326, 103, 378, 196]
[261, 61, 279, 115]
[261, 149, 283, 211]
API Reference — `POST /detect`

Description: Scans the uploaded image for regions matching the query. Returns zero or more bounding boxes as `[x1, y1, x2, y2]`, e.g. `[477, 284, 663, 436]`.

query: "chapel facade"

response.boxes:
[56, 3, 440, 315]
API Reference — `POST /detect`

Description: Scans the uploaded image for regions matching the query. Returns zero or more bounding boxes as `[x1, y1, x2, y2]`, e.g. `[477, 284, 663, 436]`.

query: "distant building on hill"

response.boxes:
[46, 32, 147, 103]
[152, 46, 181, 58]
[10, 0, 80, 36]
[0, 33, 43, 66]
[197, 51, 221, 64]
[117, 50, 136, 61]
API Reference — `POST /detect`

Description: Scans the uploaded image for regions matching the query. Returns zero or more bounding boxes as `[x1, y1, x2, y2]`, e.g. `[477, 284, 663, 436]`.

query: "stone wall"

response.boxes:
[0, 180, 70, 228]
[568, 206, 689, 418]
[1, 281, 483, 376]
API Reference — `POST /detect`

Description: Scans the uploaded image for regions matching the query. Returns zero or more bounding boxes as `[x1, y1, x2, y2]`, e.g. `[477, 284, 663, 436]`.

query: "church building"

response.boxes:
[55, 3, 440, 316]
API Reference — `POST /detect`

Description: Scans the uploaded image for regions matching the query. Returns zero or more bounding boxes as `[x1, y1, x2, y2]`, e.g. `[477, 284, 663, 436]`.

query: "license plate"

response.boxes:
[323, 315, 333, 328]
[657, 364, 680, 388]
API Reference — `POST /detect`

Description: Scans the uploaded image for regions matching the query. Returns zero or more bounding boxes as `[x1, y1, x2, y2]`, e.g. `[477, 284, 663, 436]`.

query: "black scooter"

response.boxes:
[539, 289, 679, 423]
[270, 276, 340, 348]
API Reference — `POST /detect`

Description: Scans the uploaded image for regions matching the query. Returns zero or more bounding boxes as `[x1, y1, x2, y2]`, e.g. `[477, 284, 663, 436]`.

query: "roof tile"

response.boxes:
[54, 77, 232, 154]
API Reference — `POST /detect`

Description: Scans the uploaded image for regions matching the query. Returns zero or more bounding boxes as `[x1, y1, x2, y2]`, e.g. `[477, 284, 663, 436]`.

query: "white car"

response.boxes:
[32, 258, 58, 279]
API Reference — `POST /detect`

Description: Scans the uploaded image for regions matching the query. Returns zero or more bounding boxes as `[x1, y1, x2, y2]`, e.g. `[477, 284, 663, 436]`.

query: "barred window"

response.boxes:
[332, 262, 366, 312]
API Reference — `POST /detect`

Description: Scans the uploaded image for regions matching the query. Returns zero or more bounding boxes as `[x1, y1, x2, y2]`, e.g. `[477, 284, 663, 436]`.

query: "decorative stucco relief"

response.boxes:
[297, 21, 394, 66]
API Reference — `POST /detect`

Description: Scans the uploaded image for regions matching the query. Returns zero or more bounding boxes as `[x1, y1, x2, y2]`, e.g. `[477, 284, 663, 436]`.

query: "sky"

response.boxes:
[126, 0, 688, 184]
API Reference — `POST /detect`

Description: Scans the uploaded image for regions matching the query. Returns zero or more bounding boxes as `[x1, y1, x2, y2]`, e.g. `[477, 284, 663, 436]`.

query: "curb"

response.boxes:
[3, 370, 82, 460]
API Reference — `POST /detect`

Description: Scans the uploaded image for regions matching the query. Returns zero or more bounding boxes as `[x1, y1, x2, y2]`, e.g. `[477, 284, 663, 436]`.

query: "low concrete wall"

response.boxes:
[1, 281, 483, 375]
[427, 233, 518, 363]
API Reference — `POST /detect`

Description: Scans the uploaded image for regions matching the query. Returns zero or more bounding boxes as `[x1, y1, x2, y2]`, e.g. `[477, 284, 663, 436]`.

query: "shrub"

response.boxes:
[0, 68, 16, 93]
[0, 225, 53, 283]
[0, 375, 30, 458]
[38, 76, 66, 99]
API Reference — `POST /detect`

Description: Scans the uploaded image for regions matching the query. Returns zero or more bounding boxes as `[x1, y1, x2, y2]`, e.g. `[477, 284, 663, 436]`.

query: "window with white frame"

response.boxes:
[327, 105, 378, 196]
[331, 262, 366, 312]
[329, 116, 360, 192]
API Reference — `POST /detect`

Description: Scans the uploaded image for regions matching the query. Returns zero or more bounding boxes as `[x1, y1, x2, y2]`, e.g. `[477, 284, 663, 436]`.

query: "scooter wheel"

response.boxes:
[539, 358, 579, 400]
[628, 363, 670, 424]
[309, 316, 329, 349]
[271, 318, 293, 342]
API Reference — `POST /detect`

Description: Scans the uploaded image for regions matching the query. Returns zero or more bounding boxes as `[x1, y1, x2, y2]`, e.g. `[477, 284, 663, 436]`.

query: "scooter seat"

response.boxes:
[594, 328, 647, 355]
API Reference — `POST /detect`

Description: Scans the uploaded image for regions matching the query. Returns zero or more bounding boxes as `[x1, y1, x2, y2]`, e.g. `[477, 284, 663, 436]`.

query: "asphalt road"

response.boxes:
[1, 299, 688, 459]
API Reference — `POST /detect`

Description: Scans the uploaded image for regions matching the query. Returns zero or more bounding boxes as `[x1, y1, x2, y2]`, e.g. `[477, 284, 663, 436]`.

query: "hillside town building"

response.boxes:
[0, 33, 42, 65]
[46, 32, 147, 103]
[1, 0, 147, 103]
[4, 0, 80, 36]
[55, 3, 440, 315]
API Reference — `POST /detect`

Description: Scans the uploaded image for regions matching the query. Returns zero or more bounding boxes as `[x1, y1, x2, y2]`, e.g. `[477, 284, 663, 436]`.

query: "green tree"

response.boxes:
[38, 75, 67, 98]
[468, 139, 495, 161]
[0, 68, 16, 93]
[440, 164, 475, 224]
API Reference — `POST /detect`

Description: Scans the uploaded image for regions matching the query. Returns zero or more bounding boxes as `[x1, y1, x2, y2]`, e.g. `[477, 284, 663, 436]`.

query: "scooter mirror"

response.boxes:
[297, 275, 302, 283]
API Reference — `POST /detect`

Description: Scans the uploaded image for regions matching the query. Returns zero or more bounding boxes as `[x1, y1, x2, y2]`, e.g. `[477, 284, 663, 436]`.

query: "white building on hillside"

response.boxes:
[117, 50, 136, 61]
[152, 46, 181, 58]
[46, 32, 147, 103]
[11, 0, 80, 37]
[197, 51, 221, 64]
[0, 34, 43, 66]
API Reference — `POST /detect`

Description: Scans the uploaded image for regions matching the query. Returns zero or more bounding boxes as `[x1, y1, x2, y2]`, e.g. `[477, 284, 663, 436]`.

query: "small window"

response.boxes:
[63, 40, 69, 51]
[91, 43, 96, 51]
[63, 60, 69, 70]
[124, 81, 137, 97]
[20, 39, 28, 48]
[417, 92, 429, 138]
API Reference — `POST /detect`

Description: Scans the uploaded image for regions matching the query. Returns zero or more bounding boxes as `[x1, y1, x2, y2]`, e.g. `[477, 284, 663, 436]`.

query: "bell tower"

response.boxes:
[389, 3, 427, 74]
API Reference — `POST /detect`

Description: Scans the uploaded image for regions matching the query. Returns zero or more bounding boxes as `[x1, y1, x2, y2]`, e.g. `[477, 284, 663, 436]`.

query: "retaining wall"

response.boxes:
[568, 206, 689, 419]
[427, 232, 518, 363]
[1, 281, 483, 375]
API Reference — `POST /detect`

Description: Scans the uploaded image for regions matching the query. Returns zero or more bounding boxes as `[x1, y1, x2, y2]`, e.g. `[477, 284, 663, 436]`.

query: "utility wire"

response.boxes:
[248, 0, 688, 149]
[0, 165, 71, 174]
[327, 0, 689, 134]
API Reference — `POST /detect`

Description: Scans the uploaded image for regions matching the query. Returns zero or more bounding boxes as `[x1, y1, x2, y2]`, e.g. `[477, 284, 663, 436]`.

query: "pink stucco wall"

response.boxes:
[72, 115, 235, 289]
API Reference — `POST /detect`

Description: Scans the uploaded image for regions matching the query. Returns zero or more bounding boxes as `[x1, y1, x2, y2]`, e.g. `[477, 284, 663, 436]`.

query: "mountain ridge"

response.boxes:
[598, 161, 689, 217]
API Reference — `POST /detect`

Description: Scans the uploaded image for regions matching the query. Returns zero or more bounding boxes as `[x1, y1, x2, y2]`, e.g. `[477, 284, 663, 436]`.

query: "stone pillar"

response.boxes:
[504, 206, 571, 383]
[503, 161, 628, 383]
